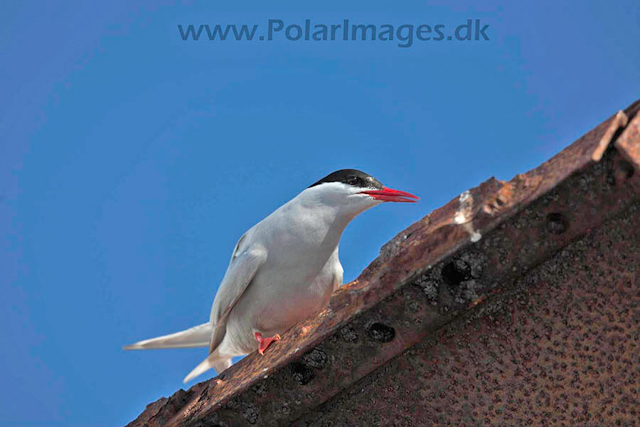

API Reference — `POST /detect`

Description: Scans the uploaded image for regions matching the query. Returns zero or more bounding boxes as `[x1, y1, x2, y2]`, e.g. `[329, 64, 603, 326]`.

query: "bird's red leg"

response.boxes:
[254, 332, 281, 355]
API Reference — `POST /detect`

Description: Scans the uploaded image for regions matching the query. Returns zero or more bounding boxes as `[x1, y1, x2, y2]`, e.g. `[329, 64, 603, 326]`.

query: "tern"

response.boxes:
[124, 169, 418, 383]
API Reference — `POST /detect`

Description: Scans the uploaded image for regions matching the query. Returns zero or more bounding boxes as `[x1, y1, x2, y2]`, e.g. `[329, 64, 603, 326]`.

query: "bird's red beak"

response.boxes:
[360, 187, 419, 203]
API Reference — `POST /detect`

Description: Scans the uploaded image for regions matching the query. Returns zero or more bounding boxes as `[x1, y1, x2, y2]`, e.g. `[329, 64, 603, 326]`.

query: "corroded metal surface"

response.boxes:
[591, 110, 628, 162]
[616, 111, 640, 170]
[128, 100, 640, 427]
[297, 200, 640, 426]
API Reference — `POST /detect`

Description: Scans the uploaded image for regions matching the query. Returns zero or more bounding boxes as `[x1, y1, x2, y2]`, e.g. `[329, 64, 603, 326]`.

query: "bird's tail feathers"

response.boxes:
[124, 323, 211, 350]
[183, 353, 232, 383]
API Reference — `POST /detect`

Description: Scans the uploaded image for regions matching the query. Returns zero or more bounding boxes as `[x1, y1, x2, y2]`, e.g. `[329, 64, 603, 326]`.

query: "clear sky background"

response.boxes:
[2, 1, 639, 425]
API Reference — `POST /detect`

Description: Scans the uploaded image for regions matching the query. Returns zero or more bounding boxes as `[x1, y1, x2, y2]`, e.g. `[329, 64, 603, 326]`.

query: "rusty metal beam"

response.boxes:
[298, 199, 640, 425]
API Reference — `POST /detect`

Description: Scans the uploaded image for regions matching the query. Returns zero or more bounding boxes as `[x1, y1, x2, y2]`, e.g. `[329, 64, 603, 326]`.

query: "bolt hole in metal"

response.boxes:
[546, 212, 569, 235]
[441, 259, 471, 287]
[619, 160, 635, 179]
[290, 362, 315, 385]
[366, 323, 396, 343]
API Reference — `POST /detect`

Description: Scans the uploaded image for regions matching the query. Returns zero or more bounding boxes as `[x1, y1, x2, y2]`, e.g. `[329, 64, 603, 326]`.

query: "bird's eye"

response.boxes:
[346, 175, 360, 185]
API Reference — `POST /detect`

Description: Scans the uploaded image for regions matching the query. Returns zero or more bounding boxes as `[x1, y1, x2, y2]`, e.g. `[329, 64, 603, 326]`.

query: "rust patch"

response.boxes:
[592, 110, 628, 161]
[615, 110, 640, 170]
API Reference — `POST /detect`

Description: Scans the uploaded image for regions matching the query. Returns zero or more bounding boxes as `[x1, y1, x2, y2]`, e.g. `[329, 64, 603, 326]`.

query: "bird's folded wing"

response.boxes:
[208, 239, 267, 353]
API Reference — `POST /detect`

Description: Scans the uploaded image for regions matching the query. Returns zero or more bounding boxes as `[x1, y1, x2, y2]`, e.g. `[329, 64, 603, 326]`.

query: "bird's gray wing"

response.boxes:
[208, 233, 267, 354]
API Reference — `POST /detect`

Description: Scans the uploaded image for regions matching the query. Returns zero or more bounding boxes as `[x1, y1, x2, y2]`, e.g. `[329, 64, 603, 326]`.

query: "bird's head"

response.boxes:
[304, 169, 419, 218]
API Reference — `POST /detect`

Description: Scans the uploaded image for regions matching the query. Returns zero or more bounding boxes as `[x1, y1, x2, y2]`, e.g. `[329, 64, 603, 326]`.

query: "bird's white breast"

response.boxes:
[222, 191, 348, 353]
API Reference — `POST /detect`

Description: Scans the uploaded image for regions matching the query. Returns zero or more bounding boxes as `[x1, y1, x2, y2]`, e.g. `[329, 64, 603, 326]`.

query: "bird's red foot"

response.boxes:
[254, 332, 281, 355]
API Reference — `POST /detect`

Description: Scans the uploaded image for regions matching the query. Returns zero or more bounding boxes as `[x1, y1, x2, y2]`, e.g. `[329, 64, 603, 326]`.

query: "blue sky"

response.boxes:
[2, 1, 639, 425]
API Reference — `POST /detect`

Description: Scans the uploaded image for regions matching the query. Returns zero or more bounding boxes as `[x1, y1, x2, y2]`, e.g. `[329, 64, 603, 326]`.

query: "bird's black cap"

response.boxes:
[308, 169, 384, 189]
